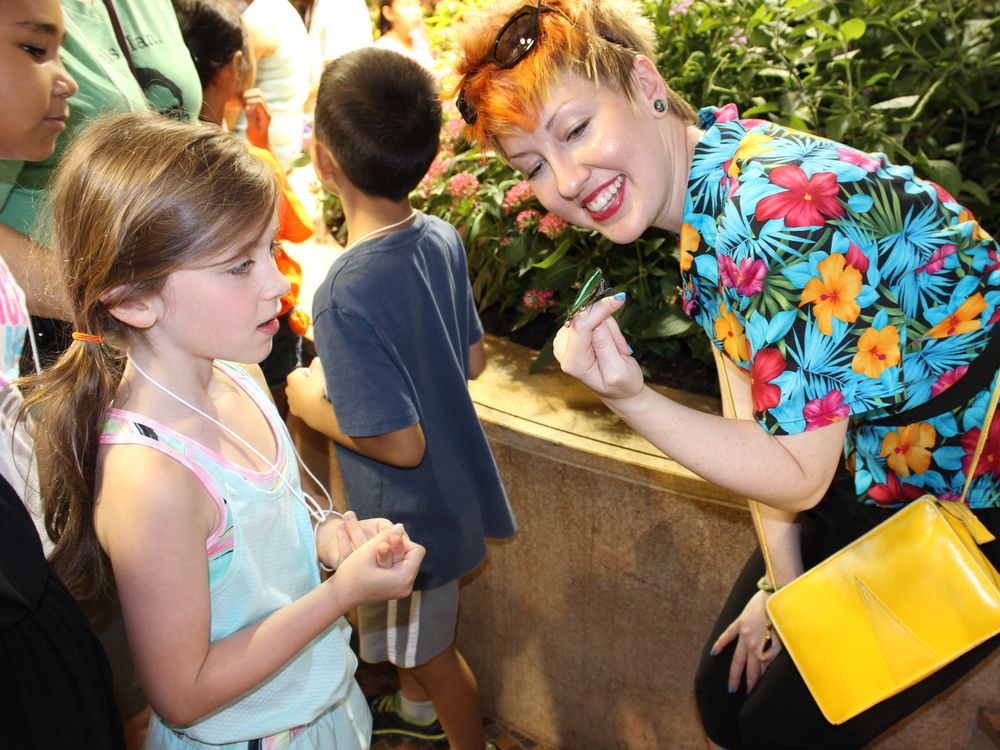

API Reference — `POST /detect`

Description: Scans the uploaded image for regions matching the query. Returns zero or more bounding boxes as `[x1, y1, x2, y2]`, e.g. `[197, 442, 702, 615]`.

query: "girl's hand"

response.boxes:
[711, 589, 782, 694]
[243, 88, 272, 151]
[318, 510, 398, 570]
[331, 524, 425, 607]
[553, 294, 643, 401]
[286, 358, 326, 422]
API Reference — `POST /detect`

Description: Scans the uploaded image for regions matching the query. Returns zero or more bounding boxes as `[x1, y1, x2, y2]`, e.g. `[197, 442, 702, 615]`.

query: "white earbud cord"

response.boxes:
[127, 357, 343, 569]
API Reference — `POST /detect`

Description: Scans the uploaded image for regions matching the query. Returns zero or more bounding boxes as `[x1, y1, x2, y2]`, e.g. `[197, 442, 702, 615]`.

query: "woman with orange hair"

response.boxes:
[454, 1, 1000, 747]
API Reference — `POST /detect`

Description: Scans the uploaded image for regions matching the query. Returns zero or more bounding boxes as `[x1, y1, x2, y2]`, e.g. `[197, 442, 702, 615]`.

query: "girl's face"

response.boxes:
[498, 70, 676, 244]
[0, 0, 76, 161]
[152, 221, 290, 367]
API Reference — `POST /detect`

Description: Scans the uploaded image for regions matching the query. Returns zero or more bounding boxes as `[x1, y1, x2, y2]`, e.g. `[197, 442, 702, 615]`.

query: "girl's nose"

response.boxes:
[53, 59, 78, 99]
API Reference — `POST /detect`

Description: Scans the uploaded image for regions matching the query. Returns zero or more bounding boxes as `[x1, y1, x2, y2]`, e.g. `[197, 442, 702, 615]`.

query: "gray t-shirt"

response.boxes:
[312, 211, 515, 589]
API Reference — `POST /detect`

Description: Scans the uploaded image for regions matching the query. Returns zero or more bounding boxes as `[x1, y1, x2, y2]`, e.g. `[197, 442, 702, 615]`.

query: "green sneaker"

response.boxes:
[369, 693, 447, 742]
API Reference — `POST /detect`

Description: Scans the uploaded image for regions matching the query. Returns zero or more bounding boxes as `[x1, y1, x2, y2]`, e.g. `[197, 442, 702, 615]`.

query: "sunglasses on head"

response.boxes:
[457, 0, 554, 126]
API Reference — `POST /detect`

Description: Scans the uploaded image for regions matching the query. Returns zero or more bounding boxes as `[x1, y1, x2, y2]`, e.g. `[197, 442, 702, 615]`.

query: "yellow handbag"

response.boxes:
[720, 357, 1000, 725]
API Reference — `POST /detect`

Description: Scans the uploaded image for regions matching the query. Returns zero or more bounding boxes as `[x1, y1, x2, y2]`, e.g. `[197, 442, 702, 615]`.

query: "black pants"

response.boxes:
[694, 472, 1000, 749]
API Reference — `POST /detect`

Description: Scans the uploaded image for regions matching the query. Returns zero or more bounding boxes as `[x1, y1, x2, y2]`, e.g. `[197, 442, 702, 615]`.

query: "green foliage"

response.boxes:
[366, 0, 1000, 374]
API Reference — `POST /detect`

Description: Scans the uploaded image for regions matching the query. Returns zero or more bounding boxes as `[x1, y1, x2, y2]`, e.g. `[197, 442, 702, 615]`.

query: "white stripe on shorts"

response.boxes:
[385, 591, 423, 668]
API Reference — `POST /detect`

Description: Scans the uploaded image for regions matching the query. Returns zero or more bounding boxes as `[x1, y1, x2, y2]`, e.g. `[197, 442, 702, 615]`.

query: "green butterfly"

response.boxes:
[563, 268, 608, 325]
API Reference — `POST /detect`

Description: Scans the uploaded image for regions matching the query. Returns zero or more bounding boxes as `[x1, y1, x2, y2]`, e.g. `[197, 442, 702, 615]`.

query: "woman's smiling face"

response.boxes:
[498, 66, 676, 244]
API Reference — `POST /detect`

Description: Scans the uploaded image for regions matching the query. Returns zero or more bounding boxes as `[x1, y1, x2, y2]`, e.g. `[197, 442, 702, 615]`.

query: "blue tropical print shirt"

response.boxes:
[681, 104, 1000, 509]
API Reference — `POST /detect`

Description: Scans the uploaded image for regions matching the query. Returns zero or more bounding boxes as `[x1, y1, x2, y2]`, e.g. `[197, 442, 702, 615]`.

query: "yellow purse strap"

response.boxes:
[716, 351, 1000, 591]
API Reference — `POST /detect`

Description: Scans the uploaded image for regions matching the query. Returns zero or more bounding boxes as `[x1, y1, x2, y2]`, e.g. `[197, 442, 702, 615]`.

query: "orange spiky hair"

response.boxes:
[453, 0, 695, 154]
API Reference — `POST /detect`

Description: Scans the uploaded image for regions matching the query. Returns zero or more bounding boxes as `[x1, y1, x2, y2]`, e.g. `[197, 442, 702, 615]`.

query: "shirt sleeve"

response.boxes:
[313, 304, 419, 437]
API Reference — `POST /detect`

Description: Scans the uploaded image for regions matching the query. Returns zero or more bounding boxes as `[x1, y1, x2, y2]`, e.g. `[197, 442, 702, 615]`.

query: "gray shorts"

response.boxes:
[357, 580, 459, 668]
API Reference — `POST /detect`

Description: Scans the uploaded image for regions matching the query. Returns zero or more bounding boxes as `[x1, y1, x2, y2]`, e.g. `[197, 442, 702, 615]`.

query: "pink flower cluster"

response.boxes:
[669, 0, 693, 16]
[539, 213, 570, 239]
[447, 171, 480, 199]
[515, 209, 541, 232]
[522, 288, 556, 311]
[502, 180, 535, 215]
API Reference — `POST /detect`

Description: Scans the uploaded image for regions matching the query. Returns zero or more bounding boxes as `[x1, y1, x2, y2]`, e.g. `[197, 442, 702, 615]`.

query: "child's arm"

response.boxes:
[468, 338, 486, 380]
[95, 445, 423, 727]
[286, 357, 425, 467]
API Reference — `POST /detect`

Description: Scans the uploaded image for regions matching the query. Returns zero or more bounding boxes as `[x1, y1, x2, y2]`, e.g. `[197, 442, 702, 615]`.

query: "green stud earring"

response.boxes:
[654, 99, 667, 113]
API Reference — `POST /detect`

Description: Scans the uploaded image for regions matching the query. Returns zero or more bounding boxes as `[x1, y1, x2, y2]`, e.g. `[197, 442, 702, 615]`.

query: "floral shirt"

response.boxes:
[680, 104, 1000, 509]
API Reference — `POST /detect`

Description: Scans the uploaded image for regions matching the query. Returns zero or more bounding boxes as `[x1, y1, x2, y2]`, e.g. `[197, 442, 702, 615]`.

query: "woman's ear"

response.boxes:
[631, 55, 669, 114]
[101, 288, 158, 330]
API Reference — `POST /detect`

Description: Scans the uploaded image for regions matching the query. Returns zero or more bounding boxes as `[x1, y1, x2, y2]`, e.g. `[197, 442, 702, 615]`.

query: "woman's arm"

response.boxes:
[554, 295, 847, 513]
[95, 445, 422, 726]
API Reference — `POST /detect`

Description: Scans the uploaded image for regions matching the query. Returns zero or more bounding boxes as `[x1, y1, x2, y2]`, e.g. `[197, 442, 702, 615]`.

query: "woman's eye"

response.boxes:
[228, 259, 253, 276]
[567, 120, 589, 140]
[526, 161, 545, 180]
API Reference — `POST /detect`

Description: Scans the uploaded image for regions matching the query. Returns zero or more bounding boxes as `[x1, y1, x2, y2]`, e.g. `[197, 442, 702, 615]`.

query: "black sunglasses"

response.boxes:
[457, 1, 549, 126]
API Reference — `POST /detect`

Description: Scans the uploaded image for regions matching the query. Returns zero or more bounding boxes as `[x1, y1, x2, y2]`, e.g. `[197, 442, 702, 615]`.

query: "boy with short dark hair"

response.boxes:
[286, 47, 515, 750]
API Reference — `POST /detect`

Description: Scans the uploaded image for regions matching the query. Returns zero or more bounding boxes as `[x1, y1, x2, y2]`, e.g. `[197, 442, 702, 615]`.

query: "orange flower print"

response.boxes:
[799, 253, 862, 335]
[680, 222, 700, 272]
[923, 293, 986, 339]
[959, 209, 993, 241]
[714, 304, 749, 362]
[851, 325, 901, 378]
[880, 422, 936, 477]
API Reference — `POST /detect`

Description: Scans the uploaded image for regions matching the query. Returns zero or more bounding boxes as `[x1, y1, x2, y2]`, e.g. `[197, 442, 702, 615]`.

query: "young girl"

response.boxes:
[174, 0, 317, 417]
[374, 0, 436, 74]
[24, 110, 424, 750]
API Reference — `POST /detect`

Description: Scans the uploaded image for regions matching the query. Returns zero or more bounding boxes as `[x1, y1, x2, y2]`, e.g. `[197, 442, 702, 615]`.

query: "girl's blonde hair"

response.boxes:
[453, 0, 696, 152]
[22, 111, 277, 600]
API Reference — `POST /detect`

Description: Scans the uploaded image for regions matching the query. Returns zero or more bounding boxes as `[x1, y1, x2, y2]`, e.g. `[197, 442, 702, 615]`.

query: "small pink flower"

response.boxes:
[803, 390, 850, 430]
[502, 180, 535, 215]
[837, 147, 880, 172]
[447, 171, 480, 199]
[515, 209, 541, 232]
[442, 117, 465, 145]
[522, 288, 556, 311]
[668, 0, 693, 15]
[931, 365, 969, 397]
[538, 212, 570, 239]
[727, 29, 747, 46]
[719, 255, 767, 296]
[915, 244, 956, 275]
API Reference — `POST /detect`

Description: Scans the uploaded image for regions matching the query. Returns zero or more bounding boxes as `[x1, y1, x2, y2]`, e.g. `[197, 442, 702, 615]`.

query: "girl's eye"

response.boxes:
[228, 259, 253, 276]
[21, 45, 46, 61]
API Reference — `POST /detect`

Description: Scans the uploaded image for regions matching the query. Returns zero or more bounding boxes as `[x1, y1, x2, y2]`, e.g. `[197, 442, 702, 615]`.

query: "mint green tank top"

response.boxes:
[101, 361, 359, 745]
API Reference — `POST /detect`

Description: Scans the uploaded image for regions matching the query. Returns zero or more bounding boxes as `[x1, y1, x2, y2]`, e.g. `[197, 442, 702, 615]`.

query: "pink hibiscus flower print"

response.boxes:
[915, 244, 956, 275]
[836, 147, 880, 172]
[755, 165, 845, 228]
[803, 390, 850, 430]
[844, 243, 869, 274]
[750, 348, 786, 412]
[960, 417, 1000, 480]
[931, 365, 969, 397]
[719, 255, 768, 296]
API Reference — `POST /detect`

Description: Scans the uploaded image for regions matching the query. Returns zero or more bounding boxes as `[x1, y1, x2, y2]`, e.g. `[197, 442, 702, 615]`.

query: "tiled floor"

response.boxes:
[356, 660, 558, 750]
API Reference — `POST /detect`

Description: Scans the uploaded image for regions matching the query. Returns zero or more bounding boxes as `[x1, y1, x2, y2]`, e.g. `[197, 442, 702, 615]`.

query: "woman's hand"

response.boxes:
[553, 294, 644, 401]
[712, 589, 782, 694]
[331, 523, 425, 608]
[243, 87, 272, 151]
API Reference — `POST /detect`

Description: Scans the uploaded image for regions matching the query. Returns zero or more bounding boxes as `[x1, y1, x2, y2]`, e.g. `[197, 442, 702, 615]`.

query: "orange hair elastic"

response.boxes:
[71, 331, 102, 344]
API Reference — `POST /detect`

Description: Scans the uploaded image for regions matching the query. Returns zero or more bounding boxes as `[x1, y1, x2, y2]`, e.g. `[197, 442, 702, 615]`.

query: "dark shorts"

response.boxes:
[694, 470, 1000, 750]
